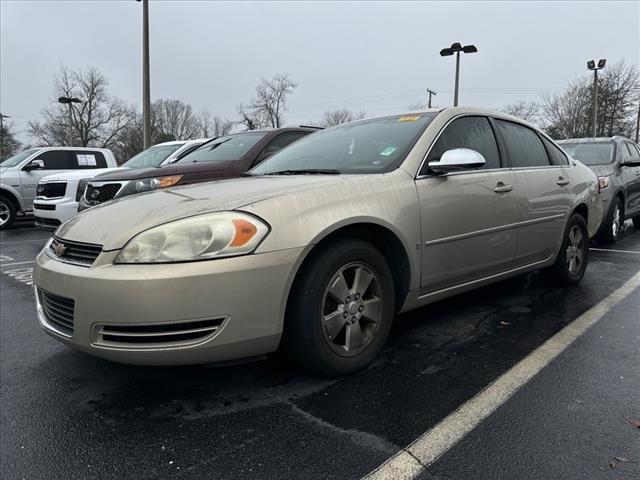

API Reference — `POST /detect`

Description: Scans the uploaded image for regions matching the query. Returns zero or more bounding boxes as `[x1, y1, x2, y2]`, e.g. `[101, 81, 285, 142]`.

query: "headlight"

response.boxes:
[598, 176, 610, 192]
[76, 178, 91, 202]
[120, 175, 183, 197]
[115, 212, 269, 263]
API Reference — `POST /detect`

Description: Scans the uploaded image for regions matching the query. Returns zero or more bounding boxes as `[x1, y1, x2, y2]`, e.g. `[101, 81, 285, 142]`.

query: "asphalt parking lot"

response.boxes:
[1, 218, 639, 480]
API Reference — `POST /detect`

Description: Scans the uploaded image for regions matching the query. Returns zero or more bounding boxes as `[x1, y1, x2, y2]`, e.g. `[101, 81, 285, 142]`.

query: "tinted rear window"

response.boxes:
[494, 120, 549, 168]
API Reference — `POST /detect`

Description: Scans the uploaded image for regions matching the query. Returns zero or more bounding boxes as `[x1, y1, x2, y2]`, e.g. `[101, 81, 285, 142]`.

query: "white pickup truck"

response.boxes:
[0, 147, 116, 230]
[33, 139, 208, 231]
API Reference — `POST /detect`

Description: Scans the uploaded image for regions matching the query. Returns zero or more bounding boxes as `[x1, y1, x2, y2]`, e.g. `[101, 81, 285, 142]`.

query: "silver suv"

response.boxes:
[34, 108, 602, 376]
[0, 147, 115, 229]
[558, 137, 640, 243]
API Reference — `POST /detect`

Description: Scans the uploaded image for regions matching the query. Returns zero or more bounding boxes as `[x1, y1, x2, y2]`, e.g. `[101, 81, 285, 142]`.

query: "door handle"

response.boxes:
[494, 183, 513, 194]
[635, 169, 640, 176]
[556, 178, 570, 186]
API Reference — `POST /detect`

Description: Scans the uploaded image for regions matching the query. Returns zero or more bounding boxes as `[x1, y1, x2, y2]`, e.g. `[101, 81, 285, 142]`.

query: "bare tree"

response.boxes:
[237, 74, 298, 129]
[0, 120, 22, 160]
[321, 108, 367, 127]
[152, 99, 201, 140]
[501, 101, 542, 125]
[28, 66, 137, 148]
[197, 111, 234, 137]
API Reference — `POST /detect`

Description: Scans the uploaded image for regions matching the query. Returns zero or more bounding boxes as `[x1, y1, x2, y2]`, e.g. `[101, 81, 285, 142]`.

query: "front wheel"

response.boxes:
[594, 198, 623, 244]
[283, 239, 395, 377]
[546, 213, 589, 286]
[633, 215, 640, 230]
[0, 195, 17, 230]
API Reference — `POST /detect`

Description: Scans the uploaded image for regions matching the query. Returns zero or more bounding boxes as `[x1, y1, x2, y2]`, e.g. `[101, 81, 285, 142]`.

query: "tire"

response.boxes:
[0, 195, 17, 230]
[546, 213, 589, 286]
[594, 197, 623, 244]
[633, 215, 640, 230]
[283, 238, 395, 377]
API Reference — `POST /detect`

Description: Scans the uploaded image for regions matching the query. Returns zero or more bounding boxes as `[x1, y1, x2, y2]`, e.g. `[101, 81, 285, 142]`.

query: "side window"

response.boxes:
[494, 120, 550, 168]
[422, 116, 500, 174]
[34, 150, 73, 170]
[625, 142, 639, 157]
[618, 143, 632, 162]
[72, 151, 108, 168]
[541, 137, 569, 166]
[255, 132, 308, 165]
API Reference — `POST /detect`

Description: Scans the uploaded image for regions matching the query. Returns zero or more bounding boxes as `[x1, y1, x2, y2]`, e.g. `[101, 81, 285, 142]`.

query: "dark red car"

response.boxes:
[78, 126, 319, 210]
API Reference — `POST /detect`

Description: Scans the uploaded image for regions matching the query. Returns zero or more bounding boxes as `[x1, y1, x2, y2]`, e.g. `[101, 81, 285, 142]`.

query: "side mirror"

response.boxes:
[428, 148, 486, 174]
[621, 158, 640, 167]
[23, 159, 45, 171]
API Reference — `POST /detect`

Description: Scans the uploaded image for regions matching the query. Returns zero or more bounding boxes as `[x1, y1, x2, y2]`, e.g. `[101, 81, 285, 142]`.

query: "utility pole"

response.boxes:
[587, 59, 606, 138]
[440, 43, 477, 107]
[58, 97, 82, 146]
[0, 113, 9, 160]
[635, 97, 639, 143]
[426, 89, 437, 108]
[140, 0, 151, 149]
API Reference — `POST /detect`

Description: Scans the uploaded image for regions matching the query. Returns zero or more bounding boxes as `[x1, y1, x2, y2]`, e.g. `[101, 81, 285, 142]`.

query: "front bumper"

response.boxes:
[34, 198, 79, 229]
[34, 246, 305, 365]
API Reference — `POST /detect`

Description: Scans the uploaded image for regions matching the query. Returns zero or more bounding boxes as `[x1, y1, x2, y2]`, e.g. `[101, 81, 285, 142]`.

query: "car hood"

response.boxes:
[583, 163, 616, 177]
[40, 168, 118, 183]
[56, 175, 349, 250]
[91, 161, 235, 181]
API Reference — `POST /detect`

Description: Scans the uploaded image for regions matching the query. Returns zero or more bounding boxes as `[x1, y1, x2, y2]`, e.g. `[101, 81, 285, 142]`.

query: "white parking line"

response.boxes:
[590, 247, 640, 255]
[363, 271, 640, 480]
[0, 260, 34, 268]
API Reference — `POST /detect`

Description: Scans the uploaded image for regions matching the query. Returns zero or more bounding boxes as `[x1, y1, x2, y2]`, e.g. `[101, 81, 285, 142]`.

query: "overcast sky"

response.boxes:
[1, 0, 639, 142]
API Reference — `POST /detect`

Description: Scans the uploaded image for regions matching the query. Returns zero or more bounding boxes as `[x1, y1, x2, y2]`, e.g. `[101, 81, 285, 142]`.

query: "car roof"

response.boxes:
[36, 146, 112, 152]
[558, 136, 634, 144]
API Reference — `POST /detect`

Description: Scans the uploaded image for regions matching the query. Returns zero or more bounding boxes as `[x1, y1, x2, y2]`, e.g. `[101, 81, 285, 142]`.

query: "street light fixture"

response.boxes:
[587, 58, 606, 137]
[440, 42, 477, 107]
[58, 96, 82, 146]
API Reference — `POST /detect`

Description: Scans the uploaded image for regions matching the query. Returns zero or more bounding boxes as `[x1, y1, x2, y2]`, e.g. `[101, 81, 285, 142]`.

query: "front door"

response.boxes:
[416, 115, 519, 293]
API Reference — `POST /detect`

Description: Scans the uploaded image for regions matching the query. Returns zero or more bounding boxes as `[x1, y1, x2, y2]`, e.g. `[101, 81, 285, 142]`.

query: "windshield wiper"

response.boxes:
[262, 169, 341, 175]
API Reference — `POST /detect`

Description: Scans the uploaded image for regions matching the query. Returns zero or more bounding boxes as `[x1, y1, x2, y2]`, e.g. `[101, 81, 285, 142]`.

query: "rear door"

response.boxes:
[416, 115, 519, 293]
[493, 120, 571, 267]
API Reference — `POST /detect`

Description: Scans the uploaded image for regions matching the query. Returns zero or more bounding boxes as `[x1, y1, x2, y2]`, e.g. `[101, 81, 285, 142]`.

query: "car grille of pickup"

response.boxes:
[49, 237, 103, 267]
[38, 289, 75, 336]
[84, 183, 121, 203]
[37, 182, 66, 198]
[94, 318, 226, 348]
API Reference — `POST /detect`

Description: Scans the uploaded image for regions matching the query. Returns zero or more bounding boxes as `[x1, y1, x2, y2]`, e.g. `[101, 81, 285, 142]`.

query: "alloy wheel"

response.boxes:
[321, 262, 383, 357]
[566, 225, 585, 275]
[0, 201, 10, 226]
[611, 204, 622, 239]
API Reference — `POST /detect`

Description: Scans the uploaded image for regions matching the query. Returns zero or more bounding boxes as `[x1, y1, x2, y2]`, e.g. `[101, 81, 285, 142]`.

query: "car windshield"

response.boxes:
[122, 144, 183, 168]
[1, 148, 40, 167]
[560, 142, 614, 165]
[177, 133, 266, 163]
[250, 114, 437, 175]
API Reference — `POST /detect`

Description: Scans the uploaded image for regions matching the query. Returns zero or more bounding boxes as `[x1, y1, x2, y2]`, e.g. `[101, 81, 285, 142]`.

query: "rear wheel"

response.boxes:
[0, 195, 16, 230]
[546, 213, 589, 286]
[633, 215, 640, 230]
[283, 239, 395, 376]
[595, 198, 623, 244]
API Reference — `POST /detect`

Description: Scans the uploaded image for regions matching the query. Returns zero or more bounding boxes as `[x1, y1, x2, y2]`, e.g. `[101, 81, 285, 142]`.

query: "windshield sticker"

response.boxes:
[379, 146, 398, 156]
[397, 115, 422, 122]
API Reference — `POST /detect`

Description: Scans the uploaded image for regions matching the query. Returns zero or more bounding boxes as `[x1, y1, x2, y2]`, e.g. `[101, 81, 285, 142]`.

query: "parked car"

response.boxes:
[34, 108, 602, 376]
[33, 139, 209, 231]
[558, 137, 640, 243]
[0, 147, 115, 229]
[77, 127, 318, 210]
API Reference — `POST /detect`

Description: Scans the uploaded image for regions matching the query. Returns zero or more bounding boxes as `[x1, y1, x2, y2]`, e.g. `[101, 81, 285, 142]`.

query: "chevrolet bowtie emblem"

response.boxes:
[52, 241, 66, 257]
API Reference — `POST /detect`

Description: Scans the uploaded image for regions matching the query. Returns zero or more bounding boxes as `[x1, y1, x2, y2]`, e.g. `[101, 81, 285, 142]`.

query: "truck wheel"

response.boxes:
[0, 195, 16, 230]
[546, 213, 589, 286]
[283, 239, 395, 377]
[633, 215, 640, 230]
[594, 198, 623, 244]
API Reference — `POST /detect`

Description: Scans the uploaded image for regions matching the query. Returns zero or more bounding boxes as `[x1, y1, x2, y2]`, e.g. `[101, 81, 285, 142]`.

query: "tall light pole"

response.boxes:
[440, 42, 477, 107]
[0, 113, 10, 160]
[137, 0, 151, 149]
[58, 96, 82, 146]
[587, 58, 606, 138]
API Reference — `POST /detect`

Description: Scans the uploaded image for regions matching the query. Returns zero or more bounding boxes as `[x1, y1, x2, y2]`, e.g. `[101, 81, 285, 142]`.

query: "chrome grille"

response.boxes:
[37, 182, 67, 198]
[39, 289, 75, 336]
[49, 237, 102, 267]
[95, 318, 225, 348]
[84, 183, 122, 204]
